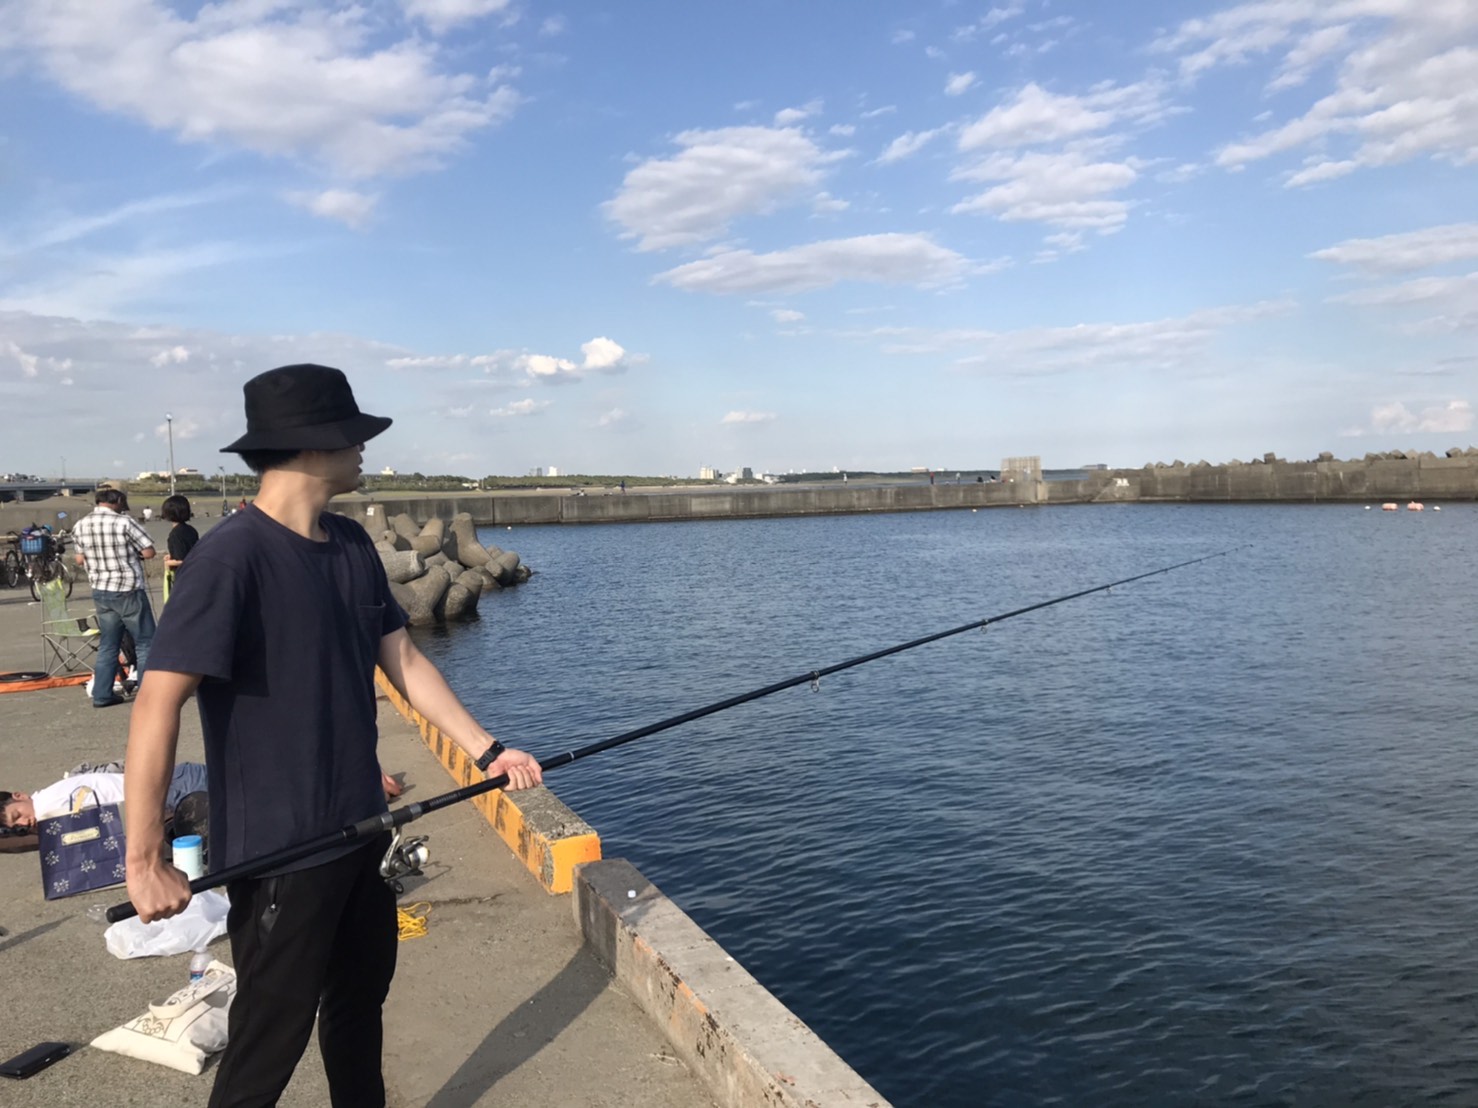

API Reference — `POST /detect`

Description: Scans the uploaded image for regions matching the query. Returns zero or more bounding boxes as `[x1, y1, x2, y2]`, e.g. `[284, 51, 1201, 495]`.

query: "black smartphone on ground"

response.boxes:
[0, 1042, 71, 1079]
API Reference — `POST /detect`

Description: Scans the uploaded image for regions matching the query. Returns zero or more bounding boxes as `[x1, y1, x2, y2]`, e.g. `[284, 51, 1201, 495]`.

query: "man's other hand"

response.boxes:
[487, 748, 543, 790]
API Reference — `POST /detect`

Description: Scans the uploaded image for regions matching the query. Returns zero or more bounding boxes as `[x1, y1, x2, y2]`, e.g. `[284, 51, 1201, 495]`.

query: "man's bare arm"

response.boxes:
[377, 628, 542, 790]
[123, 669, 202, 922]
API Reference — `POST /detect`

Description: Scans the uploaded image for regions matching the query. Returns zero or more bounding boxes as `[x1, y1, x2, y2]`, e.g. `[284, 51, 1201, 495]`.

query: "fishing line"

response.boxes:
[106, 545, 1243, 922]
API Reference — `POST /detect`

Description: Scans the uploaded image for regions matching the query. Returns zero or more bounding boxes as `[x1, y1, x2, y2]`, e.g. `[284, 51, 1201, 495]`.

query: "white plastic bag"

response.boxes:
[104, 889, 230, 959]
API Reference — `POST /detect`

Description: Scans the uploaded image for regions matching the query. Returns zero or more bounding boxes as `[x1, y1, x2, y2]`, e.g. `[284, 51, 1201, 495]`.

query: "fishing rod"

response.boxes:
[106, 547, 1241, 922]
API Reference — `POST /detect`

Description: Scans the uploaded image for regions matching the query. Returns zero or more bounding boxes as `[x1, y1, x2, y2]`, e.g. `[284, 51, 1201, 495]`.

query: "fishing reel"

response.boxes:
[379, 828, 430, 894]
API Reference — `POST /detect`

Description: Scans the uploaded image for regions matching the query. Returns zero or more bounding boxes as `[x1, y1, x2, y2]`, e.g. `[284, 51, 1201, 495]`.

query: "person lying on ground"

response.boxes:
[0, 762, 209, 843]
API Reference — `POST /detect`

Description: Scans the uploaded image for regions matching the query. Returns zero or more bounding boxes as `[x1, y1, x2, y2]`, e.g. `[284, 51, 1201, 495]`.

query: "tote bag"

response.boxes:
[38, 785, 128, 900]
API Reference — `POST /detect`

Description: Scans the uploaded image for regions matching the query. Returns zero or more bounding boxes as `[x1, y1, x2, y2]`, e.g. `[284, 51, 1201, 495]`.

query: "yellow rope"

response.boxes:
[397, 903, 431, 941]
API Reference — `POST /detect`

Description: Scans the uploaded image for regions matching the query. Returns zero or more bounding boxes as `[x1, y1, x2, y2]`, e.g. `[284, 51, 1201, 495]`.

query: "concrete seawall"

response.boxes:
[331, 454, 1478, 529]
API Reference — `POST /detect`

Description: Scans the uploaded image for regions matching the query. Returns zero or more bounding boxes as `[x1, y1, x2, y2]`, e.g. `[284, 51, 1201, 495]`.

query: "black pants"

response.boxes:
[209, 836, 397, 1108]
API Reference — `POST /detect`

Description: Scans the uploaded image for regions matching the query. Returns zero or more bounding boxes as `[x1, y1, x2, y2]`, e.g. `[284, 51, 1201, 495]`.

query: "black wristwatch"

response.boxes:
[474, 741, 507, 772]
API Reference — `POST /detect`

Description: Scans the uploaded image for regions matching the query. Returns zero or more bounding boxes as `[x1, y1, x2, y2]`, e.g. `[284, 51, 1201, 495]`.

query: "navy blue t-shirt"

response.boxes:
[148, 507, 407, 873]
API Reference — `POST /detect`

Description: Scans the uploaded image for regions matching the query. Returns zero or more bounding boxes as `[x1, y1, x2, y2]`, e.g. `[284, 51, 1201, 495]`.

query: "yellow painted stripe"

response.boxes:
[375, 668, 601, 893]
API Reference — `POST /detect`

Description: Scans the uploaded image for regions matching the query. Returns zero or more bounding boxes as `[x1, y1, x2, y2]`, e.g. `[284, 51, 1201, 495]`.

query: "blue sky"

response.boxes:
[1, 0, 1475, 478]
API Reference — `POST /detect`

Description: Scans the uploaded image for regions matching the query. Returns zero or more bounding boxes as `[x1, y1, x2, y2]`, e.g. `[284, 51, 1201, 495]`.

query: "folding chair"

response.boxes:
[38, 577, 100, 676]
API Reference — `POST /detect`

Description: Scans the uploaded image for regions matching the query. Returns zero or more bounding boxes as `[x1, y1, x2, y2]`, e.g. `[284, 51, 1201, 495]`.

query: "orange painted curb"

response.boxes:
[375, 668, 601, 894]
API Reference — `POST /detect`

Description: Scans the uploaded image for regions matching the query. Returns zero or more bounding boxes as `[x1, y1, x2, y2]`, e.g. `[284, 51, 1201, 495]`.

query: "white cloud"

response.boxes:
[603, 126, 846, 251]
[540, 15, 568, 37]
[522, 354, 577, 379]
[0, 241, 271, 320]
[387, 337, 634, 384]
[2, 1, 522, 179]
[401, 0, 515, 35]
[1330, 272, 1478, 333]
[286, 188, 378, 229]
[654, 233, 975, 295]
[953, 4, 1025, 42]
[721, 410, 776, 424]
[3, 340, 39, 378]
[1370, 399, 1473, 435]
[829, 124, 856, 136]
[860, 106, 897, 119]
[771, 308, 805, 323]
[1162, 4, 1478, 184]
[958, 83, 1111, 150]
[596, 408, 626, 426]
[1267, 24, 1352, 91]
[952, 149, 1139, 232]
[945, 72, 978, 97]
[958, 81, 1168, 151]
[154, 413, 205, 441]
[877, 301, 1293, 375]
[150, 345, 191, 367]
[490, 398, 550, 417]
[1310, 223, 1478, 275]
[579, 336, 628, 372]
[6, 189, 231, 254]
[812, 191, 849, 214]
[891, 29, 916, 45]
[774, 100, 823, 126]
[878, 128, 943, 165]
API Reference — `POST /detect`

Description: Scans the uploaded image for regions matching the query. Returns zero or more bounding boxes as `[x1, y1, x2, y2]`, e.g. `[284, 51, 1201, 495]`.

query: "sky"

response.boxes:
[1, 0, 1476, 479]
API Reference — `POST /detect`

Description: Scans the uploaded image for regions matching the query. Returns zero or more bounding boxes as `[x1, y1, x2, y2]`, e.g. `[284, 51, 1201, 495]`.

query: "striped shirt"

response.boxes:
[71, 507, 154, 593]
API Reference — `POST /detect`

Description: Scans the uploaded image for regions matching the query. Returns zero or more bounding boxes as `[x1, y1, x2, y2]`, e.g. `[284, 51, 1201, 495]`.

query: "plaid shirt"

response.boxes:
[71, 507, 154, 593]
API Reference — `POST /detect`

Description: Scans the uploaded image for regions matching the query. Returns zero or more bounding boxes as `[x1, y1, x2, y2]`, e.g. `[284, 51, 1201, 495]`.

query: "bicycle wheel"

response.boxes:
[28, 557, 70, 601]
[1, 552, 18, 589]
[56, 559, 74, 598]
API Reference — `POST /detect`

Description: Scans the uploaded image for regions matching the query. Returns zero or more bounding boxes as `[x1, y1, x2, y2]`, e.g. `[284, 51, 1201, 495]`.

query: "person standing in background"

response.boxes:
[160, 494, 199, 604]
[71, 487, 156, 708]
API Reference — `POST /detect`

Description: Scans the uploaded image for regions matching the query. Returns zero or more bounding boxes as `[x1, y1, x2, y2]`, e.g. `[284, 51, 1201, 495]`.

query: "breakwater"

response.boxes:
[335, 452, 1478, 526]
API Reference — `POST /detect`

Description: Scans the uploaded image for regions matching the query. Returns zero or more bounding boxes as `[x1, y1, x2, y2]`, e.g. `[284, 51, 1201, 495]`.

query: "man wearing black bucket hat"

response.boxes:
[121, 364, 543, 1108]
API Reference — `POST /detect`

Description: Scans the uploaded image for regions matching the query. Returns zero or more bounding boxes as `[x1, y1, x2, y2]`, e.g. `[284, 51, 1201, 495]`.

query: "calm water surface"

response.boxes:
[410, 503, 1478, 1107]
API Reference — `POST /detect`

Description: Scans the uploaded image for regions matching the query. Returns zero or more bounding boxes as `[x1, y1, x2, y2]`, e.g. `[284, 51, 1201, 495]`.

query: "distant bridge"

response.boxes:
[0, 479, 102, 504]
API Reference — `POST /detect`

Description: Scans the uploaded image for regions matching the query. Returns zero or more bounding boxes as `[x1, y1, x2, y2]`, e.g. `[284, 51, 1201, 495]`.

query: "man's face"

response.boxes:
[0, 794, 36, 831]
[309, 444, 364, 496]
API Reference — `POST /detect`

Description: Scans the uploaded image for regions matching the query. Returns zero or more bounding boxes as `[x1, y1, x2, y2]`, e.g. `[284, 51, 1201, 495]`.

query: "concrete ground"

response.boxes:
[0, 581, 714, 1107]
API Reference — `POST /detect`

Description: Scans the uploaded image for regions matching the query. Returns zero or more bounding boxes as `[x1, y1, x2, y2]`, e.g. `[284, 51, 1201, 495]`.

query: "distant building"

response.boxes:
[381, 466, 397, 476]
[547, 466, 561, 478]
[1081, 463, 1108, 471]
[740, 467, 753, 480]
[528, 467, 544, 478]
[699, 466, 718, 480]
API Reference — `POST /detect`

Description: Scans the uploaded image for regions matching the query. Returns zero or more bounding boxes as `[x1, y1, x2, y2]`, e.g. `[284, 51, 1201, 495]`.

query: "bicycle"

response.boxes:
[19, 528, 74, 601]
[1, 534, 20, 589]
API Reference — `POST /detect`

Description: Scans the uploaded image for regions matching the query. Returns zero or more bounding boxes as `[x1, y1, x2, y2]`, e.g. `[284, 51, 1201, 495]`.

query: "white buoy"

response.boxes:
[1364, 505, 1371, 510]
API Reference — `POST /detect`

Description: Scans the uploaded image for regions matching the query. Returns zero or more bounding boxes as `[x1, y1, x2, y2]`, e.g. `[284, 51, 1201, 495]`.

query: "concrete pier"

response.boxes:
[0, 580, 888, 1107]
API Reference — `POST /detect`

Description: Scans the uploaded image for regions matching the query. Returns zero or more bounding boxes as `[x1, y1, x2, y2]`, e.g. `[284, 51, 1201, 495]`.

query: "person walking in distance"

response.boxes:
[71, 486, 156, 707]
[121, 364, 543, 1108]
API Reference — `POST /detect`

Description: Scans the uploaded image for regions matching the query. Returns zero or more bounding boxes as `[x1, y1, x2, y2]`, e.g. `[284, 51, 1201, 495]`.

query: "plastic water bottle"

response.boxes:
[189, 949, 210, 982]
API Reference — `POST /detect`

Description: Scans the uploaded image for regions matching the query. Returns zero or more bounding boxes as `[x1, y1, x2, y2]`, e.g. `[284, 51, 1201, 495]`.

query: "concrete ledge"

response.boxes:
[575, 857, 890, 1108]
[375, 668, 602, 893]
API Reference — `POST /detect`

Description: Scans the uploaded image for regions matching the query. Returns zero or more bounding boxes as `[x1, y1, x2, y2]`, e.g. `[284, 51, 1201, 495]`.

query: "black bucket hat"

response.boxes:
[221, 364, 392, 453]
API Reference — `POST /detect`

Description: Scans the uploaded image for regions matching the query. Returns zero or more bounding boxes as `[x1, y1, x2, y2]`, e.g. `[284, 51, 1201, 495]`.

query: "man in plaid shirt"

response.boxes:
[71, 487, 157, 708]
